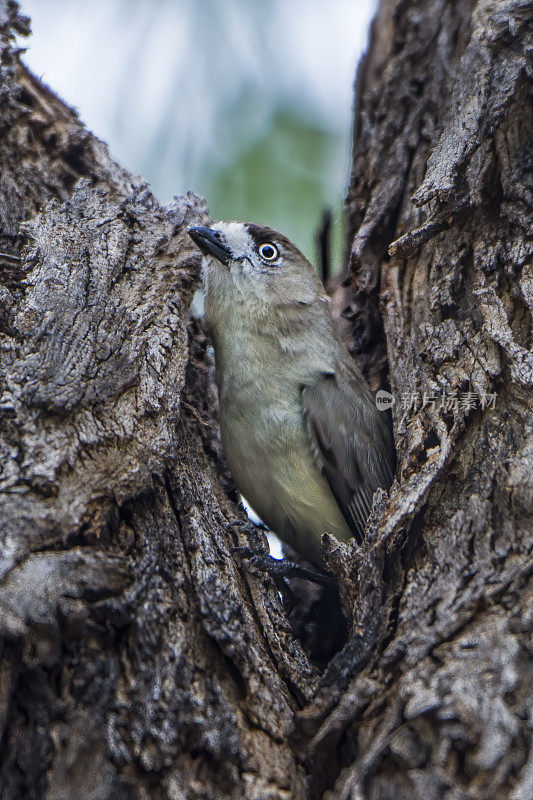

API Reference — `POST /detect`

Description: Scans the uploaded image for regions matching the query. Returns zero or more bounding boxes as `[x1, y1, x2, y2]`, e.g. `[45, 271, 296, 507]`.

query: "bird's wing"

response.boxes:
[301, 365, 395, 543]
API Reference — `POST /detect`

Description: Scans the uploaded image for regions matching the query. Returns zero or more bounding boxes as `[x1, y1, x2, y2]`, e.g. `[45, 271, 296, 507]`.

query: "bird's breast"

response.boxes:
[211, 325, 352, 564]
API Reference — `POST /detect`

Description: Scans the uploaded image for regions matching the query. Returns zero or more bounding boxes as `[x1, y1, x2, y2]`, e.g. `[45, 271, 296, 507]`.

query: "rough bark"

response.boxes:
[0, 2, 531, 800]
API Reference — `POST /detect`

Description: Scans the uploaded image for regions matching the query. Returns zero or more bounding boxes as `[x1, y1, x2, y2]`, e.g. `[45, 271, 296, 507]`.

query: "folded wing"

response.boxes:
[301, 366, 395, 543]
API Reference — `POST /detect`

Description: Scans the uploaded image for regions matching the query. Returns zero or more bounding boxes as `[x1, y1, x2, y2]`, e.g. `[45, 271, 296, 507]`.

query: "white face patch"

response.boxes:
[212, 221, 255, 262]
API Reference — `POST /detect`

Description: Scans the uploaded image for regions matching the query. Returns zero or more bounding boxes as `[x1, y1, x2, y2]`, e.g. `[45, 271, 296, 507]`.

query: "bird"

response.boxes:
[188, 222, 395, 570]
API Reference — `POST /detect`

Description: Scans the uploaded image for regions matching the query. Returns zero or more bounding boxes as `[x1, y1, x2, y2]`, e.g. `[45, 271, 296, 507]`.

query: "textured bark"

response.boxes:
[0, 2, 531, 800]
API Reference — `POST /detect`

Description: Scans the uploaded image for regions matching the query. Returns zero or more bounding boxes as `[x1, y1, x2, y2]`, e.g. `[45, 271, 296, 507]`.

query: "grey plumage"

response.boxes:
[188, 221, 395, 568]
[302, 365, 394, 544]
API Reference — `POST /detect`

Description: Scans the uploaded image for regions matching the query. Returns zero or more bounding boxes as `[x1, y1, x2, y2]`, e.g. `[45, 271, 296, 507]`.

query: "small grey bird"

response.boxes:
[188, 222, 395, 569]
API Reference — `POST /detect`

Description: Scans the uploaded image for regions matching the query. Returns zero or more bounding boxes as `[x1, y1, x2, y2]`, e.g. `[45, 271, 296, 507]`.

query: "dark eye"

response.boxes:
[258, 242, 278, 261]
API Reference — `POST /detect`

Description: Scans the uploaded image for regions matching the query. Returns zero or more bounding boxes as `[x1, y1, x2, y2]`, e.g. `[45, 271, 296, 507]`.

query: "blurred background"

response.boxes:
[21, 0, 376, 268]
[20, 0, 378, 556]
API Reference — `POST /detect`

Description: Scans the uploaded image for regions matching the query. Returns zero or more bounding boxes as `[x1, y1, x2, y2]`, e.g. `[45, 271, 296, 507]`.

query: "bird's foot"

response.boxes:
[227, 518, 269, 558]
[227, 518, 269, 532]
[230, 548, 295, 612]
[233, 548, 336, 588]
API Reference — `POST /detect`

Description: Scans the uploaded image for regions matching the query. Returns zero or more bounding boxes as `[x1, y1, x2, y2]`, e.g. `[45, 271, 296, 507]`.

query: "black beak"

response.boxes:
[188, 226, 232, 266]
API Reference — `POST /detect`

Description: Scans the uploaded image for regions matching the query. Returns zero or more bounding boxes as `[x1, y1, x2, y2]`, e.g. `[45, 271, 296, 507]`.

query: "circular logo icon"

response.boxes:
[376, 390, 395, 411]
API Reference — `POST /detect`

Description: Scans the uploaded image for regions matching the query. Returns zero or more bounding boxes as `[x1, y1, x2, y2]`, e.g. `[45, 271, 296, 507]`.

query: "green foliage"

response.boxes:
[207, 110, 346, 269]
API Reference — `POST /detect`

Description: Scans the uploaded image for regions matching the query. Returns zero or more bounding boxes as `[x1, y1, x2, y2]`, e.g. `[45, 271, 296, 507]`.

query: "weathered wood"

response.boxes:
[318, 1, 532, 798]
[0, 1, 531, 799]
[0, 4, 315, 799]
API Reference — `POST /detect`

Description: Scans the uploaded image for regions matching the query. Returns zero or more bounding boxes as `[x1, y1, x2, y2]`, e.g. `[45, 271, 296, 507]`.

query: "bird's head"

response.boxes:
[188, 221, 323, 311]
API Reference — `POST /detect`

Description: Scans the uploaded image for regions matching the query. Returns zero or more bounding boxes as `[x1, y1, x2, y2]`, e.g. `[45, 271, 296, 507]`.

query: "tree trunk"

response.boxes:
[0, 1, 531, 799]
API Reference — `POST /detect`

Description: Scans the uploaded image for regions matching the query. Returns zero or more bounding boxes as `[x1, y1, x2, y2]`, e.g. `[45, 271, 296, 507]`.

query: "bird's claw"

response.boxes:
[228, 518, 269, 557]
[233, 549, 336, 587]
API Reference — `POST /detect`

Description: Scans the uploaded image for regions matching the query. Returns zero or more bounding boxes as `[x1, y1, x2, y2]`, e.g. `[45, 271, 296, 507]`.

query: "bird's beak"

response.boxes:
[188, 226, 232, 266]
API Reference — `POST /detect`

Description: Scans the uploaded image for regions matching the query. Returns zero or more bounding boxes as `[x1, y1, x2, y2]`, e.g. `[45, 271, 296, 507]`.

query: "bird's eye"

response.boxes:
[258, 242, 279, 261]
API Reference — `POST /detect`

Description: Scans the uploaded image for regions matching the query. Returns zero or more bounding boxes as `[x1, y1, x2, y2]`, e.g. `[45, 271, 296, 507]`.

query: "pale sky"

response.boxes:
[21, 0, 377, 201]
